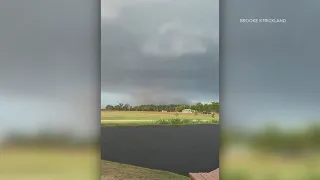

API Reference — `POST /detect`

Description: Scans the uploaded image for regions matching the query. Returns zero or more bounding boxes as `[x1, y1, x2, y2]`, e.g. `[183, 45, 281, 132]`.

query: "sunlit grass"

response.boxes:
[101, 110, 217, 121]
[101, 110, 219, 126]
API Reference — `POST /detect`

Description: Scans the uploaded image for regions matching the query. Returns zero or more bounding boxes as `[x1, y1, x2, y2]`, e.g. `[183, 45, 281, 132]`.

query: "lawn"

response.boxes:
[221, 147, 320, 180]
[101, 160, 189, 180]
[101, 110, 216, 120]
[101, 110, 219, 126]
[0, 147, 189, 180]
[0, 147, 98, 180]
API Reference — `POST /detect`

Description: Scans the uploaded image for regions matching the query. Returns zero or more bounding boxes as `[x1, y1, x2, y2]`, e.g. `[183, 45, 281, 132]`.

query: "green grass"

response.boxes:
[0, 148, 189, 180]
[101, 119, 219, 126]
[101, 111, 219, 126]
[101, 160, 189, 180]
[221, 147, 320, 180]
[101, 120, 154, 126]
[101, 110, 217, 120]
[0, 147, 97, 180]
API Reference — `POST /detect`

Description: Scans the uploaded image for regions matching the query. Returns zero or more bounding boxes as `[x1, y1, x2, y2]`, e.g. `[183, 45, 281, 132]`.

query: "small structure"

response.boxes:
[189, 168, 219, 180]
[181, 109, 193, 113]
[161, 110, 167, 112]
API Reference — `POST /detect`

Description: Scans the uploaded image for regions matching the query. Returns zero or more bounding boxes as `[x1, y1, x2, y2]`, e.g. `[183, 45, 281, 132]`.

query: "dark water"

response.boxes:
[101, 124, 220, 176]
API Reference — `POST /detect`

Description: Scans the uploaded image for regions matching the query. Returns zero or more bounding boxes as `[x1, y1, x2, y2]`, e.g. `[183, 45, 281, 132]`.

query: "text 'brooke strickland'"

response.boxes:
[240, 18, 286, 23]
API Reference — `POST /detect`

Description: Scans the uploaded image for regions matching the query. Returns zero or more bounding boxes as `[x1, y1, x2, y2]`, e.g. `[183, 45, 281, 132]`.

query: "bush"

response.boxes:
[211, 119, 219, 123]
[154, 118, 189, 125]
[153, 118, 218, 125]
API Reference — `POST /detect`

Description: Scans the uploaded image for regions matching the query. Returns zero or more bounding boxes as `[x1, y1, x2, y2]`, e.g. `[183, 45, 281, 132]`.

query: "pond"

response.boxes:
[101, 124, 219, 176]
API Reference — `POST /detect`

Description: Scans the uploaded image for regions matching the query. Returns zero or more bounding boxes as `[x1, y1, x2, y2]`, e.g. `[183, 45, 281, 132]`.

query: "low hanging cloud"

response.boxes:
[141, 19, 211, 57]
[101, 0, 219, 105]
[101, 0, 171, 20]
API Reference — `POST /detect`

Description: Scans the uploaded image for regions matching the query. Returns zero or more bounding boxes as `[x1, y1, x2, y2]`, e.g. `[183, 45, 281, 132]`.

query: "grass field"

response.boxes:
[101, 160, 189, 180]
[0, 147, 188, 180]
[101, 110, 216, 120]
[221, 148, 320, 180]
[0, 147, 98, 180]
[101, 110, 219, 126]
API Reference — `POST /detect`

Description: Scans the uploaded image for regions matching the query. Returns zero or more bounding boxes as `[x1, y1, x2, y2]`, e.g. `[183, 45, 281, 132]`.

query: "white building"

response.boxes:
[181, 109, 193, 113]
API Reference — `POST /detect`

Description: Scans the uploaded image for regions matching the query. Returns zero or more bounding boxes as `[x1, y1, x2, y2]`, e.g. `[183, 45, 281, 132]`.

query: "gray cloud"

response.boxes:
[0, 0, 100, 137]
[221, 0, 320, 128]
[0, 1, 99, 98]
[101, 0, 219, 104]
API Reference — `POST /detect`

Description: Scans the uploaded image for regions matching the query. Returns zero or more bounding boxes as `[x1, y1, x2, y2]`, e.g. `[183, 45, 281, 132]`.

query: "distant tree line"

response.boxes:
[104, 102, 219, 113]
[2, 131, 98, 148]
[221, 124, 320, 155]
[251, 125, 320, 154]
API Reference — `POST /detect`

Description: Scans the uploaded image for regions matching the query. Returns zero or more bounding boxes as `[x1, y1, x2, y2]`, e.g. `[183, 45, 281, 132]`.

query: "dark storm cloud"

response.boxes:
[101, 0, 219, 104]
[221, 0, 320, 127]
[223, 0, 320, 94]
[0, 0, 99, 99]
[0, 0, 99, 136]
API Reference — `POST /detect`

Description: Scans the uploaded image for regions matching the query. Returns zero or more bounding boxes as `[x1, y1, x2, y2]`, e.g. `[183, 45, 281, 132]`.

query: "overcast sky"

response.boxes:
[0, 0, 100, 140]
[101, 0, 219, 106]
[1, 0, 319, 140]
[221, 0, 320, 129]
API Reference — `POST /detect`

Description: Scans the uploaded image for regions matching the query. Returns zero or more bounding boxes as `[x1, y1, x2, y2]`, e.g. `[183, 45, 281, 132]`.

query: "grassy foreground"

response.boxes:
[0, 147, 97, 180]
[0, 147, 188, 180]
[221, 147, 320, 180]
[101, 160, 189, 180]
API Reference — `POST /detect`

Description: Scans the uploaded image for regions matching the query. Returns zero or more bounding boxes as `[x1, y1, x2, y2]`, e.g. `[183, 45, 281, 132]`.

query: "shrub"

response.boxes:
[153, 119, 171, 125]
[153, 118, 218, 125]
[211, 119, 219, 124]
